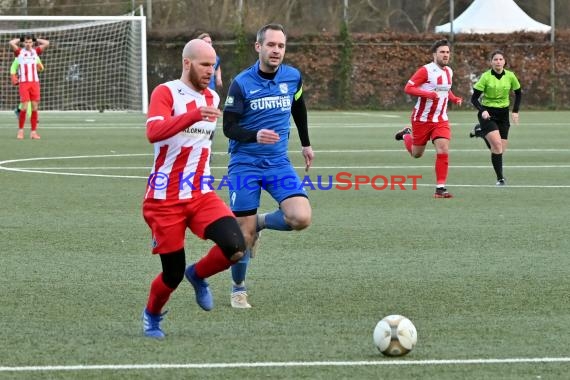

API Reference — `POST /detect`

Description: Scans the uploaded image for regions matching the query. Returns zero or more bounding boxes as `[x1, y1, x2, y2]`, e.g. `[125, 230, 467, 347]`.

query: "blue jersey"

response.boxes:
[224, 60, 302, 161]
[208, 56, 220, 90]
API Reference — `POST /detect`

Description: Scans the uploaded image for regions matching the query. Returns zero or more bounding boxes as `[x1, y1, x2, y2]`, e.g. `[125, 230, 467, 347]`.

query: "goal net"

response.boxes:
[0, 10, 147, 112]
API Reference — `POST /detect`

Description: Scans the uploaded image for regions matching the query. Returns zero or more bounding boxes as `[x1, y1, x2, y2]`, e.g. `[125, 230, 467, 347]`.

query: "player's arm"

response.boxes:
[511, 75, 522, 114]
[36, 56, 44, 72]
[512, 88, 521, 113]
[291, 78, 313, 171]
[35, 37, 49, 51]
[222, 80, 257, 142]
[10, 58, 19, 85]
[10, 58, 19, 75]
[470, 89, 484, 111]
[9, 38, 20, 51]
[404, 67, 438, 99]
[291, 80, 310, 147]
[146, 85, 214, 143]
[448, 90, 462, 105]
[511, 87, 522, 124]
[215, 58, 222, 88]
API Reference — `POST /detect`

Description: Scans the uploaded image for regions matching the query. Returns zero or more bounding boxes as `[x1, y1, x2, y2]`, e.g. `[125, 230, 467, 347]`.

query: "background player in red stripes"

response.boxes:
[395, 39, 462, 198]
[9, 34, 49, 140]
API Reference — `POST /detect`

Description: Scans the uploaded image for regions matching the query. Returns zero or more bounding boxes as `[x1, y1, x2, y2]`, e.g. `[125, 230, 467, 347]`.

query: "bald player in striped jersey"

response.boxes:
[141, 39, 246, 339]
[395, 39, 463, 198]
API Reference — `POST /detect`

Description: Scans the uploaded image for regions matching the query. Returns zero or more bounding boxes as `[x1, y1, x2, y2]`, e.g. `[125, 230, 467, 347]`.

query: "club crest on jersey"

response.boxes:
[225, 96, 234, 106]
[279, 83, 288, 94]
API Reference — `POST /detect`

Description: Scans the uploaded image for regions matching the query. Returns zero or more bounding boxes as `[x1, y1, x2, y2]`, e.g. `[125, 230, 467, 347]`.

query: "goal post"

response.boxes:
[0, 9, 147, 113]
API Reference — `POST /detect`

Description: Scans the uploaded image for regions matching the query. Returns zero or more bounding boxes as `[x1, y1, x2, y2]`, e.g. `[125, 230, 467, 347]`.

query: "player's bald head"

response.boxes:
[180, 38, 217, 91]
[182, 39, 215, 60]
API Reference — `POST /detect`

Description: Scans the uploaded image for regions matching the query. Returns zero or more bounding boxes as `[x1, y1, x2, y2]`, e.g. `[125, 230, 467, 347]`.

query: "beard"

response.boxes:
[188, 65, 208, 91]
[436, 57, 449, 67]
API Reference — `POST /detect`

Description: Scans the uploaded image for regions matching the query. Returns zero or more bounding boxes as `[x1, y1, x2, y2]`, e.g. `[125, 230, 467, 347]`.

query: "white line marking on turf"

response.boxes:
[339, 112, 401, 118]
[0, 357, 568, 372]
[2, 122, 570, 129]
[1, 155, 569, 187]
[9, 165, 570, 170]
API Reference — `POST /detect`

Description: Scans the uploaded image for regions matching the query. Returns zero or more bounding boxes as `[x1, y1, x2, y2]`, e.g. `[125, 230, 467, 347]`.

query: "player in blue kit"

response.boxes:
[223, 23, 314, 308]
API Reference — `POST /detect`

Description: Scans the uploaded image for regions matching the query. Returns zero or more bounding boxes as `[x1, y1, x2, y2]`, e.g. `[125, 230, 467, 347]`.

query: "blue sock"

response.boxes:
[264, 209, 292, 231]
[231, 249, 250, 288]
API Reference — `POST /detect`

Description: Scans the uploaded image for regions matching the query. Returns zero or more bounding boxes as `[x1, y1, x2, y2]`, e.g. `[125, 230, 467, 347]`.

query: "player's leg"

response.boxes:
[395, 126, 414, 154]
[395, 126, 411, 141]
[478, 118, 504, 183]
[484, 130, 504, 184]
[261, 164, 311, 232]
[278, 196, 311, 229]
[469, 123, 483, 138]
[406, 122, 429, 158]
[226, 214, 256, 308]
[410, 144, 427, 158]
[17, 85, 31, 139]
[185, 193, 246, 311]
[141, 200, 187, 338]
[494, 122, 511, 185]
[432, 122, 452, 198]
[29, 85, 41, 139]
[474, 113, 493, 149]
[142, 250, 185, 339]
[227, 168, 262, 308]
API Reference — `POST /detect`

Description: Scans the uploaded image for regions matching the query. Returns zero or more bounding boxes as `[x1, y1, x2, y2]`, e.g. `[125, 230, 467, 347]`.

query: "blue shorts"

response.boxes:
[227, 157, 308, 212]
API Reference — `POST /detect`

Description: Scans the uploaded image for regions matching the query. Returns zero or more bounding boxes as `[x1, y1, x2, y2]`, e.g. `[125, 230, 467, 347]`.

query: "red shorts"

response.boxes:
[19, 82, 41, 102]
[411, 120, 451, 146]
[142, 191, 235, 254]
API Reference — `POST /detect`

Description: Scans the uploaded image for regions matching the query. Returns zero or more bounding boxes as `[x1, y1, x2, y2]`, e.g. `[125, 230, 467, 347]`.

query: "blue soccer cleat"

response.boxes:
[185, 264, 214, 311]
[142, 308, 166, 339]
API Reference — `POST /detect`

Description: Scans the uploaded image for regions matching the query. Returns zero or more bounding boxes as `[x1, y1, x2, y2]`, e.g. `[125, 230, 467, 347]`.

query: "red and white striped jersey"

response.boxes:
[145, 80, 219, 200]
[408, 62, 453, 123]
[14, 47, 42, 83]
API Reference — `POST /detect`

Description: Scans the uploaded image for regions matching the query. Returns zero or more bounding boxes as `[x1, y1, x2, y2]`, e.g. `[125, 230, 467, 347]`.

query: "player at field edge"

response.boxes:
[141, 39, 246, 339]
[469, 49, 522, 186]
[223, 23, 314, 308]
[394, 39, 463, 198]
[9, 34, 49, 140]
[197, 32, 223, 91]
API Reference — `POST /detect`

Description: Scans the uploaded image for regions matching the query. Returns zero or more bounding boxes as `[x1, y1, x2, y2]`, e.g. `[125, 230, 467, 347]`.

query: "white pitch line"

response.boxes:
[0, 357, 568, 372]
[1, 122, 570, 128]
[1, 155, 569, 187]
[7, 165, 570, 170]
[0, 167, 568, 188]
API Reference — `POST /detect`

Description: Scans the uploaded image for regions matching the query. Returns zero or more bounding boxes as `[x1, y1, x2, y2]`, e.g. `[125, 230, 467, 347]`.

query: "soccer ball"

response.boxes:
[373, 314, 417, 357]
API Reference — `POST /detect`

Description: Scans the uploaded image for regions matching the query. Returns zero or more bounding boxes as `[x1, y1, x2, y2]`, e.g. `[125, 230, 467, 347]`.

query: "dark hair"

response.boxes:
[197, 32, 211, 40]
[20, 34, 36, 42]
[430, 39, 449, 53]
[256, 23, 286, 44]
[489, 49, 506, 63]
